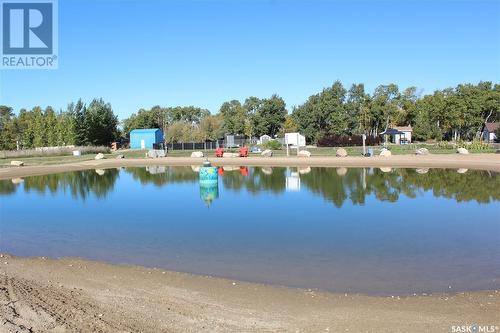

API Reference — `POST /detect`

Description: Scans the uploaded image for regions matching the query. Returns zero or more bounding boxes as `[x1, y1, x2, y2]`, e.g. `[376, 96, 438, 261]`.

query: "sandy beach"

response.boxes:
[0, 153, 499, 180]
[0, 254, 498, 333]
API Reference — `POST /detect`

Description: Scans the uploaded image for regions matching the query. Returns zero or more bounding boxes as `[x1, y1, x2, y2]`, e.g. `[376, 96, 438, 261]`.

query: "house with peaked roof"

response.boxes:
[483, 122, 499, 142]
[380, 125, 412, 144]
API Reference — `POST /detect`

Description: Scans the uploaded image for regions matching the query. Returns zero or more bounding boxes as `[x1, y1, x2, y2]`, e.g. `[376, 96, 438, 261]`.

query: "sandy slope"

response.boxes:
[0, 255, 499, 333]
[0, 154, 499, 180]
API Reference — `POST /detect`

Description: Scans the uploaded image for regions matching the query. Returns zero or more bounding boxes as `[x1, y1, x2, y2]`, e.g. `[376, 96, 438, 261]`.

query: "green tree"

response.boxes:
[345, 84, 370, 135]
[252, 95, 287, 137]
[123, 108, 159, 136]
[282, 115, 298, 134]
[292, 81, 347, 142]
[44, 106, 58, 146]
[165, 121, 194, 143]
[219, 100, 247, 135]
[32, 106, 46, 147]
[371, 84, 400, 134]
[0, 106, 17, 150]
[84, 98, 118, 145]
[71, 100, 88, 146]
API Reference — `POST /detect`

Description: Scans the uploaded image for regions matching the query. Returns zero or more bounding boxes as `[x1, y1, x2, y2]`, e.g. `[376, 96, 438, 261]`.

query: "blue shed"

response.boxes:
[130, 128, 164, 149]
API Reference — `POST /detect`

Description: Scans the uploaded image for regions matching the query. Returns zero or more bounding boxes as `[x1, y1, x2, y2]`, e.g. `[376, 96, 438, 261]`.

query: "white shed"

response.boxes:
[259, 134, 272, 144]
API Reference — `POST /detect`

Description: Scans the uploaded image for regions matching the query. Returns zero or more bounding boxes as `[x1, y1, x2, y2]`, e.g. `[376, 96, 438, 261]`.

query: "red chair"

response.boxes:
[215, 147, 224, 157]
[239, 147, 249, 157]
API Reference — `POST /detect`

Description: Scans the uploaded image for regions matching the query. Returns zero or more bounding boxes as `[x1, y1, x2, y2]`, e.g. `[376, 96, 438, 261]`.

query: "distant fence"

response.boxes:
[166, 139, 257, 150]
[166, 141, 221, 150]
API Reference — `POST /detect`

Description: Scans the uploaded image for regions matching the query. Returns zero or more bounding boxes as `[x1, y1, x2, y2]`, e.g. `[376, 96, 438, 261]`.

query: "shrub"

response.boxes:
[262, 140, 282, 150]
[0, 146, 110, 159]
[436, 141, 456, 149]
[317, 134, 381, 147]
[459, 140, 491, 151]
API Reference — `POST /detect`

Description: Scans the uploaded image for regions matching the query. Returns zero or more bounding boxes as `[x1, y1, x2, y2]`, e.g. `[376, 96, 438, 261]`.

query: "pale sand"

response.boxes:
[0, 254, 498, 333]
[0, 154, 499, 180]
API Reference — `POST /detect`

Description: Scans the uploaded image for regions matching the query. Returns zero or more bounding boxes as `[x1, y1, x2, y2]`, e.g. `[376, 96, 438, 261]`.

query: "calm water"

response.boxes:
[0, 166, 499, 295]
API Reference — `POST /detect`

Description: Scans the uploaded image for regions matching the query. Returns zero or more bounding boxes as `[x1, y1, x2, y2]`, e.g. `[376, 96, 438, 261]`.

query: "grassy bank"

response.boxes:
[0, 144, 497, 167]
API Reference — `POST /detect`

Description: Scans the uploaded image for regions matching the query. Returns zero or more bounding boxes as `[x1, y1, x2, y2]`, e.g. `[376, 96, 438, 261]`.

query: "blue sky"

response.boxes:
[1, 0, 499, 120]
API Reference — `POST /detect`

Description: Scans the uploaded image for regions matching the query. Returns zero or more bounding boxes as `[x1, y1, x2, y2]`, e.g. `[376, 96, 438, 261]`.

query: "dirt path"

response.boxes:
[0, 255, 499, 333]
[0, 154, 499, 180]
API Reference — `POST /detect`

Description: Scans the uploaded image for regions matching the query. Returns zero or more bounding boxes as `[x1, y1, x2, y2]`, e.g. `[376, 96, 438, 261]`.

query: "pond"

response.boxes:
[0, 166, 499, 295]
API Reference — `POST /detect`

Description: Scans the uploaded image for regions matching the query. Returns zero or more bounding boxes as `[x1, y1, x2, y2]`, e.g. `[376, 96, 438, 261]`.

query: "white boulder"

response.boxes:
[379, 149, 392, 157]
[261, 149, 273, 157]
[298, 150, 311, 157]
[223, 152, 239, 158]
[10, 160, 24, 167]
[336, 148, 348, 157]
[191, 151, 204, 158]
[115, 154, 124, 159]
[457, 147, 469, 155]
[95, 153, 105, 160]
[148, 150, 166, 158]
[415, 148, 430, 155]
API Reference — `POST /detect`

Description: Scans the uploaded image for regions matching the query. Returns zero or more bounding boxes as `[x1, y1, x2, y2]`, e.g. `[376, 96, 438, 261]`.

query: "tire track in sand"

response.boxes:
[0, 274, 154, 332]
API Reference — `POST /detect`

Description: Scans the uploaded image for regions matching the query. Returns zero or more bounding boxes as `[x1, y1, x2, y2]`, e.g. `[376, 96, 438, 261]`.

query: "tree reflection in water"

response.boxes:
[0, 169, 119, 200]
[1, 167, 498, 205]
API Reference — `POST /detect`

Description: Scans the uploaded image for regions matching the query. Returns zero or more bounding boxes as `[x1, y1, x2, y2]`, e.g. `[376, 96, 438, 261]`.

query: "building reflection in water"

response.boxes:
[285, 168, 301, 192]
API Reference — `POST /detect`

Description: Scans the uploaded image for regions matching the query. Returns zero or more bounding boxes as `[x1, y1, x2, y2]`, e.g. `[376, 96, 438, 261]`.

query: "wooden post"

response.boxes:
[362, 134, 366, 156]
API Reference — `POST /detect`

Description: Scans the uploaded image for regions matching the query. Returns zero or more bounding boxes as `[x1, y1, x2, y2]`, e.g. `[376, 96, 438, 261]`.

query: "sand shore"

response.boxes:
[0, 153, 499, 180]
[0, 254, 498, 332]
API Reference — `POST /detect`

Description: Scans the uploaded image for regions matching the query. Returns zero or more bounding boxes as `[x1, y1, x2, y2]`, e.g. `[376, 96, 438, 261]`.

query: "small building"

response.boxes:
[259, 134, 272, 144]
[284, 132, 306, 147]
[130, 128, 164, 149]
[380, 126, 412, 144]
[224, 134, 246, 148]
[483, 122, 499, 142]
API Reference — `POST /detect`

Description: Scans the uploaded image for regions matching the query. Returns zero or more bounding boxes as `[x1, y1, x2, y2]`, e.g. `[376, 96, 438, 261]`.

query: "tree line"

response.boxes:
[292, 81, 499, 142]
[1, 80, 498, 150]
[123, 81, 498, 144]
[0, 99, 118, 150]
